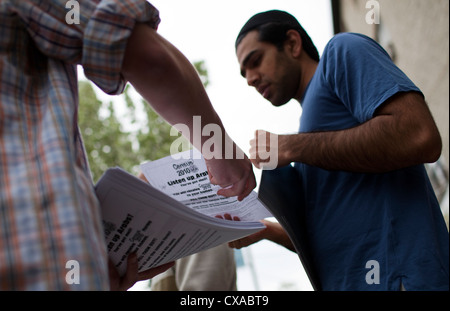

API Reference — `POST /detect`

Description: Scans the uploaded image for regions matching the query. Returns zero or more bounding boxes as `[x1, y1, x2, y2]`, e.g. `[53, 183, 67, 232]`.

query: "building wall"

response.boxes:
[336, 0, 449, 168]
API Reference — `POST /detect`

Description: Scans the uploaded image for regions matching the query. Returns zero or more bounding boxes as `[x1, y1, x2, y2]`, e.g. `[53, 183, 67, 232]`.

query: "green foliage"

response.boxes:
[78, 61, 208, 182]
[195, 60, 209, 88]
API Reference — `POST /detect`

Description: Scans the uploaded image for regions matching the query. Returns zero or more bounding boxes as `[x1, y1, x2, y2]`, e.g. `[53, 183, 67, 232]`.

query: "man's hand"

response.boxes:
[217, 214, 295, 252]
[228, 219, 294, 252]
[108, 253, 174, 291]
[205, 142, 256, 201]
[249, 130, 291, 169]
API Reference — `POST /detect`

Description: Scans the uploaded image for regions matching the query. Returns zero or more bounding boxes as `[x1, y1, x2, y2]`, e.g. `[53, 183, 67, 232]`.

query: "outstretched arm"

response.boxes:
[251, 92, 442, 173]
[227, 219, 295, 252]
[121, 23, 255, 199]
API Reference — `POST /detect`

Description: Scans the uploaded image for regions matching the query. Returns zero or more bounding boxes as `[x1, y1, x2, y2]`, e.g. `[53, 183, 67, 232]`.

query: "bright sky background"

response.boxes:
[83, 0, 335, 291]
[149, 0, 334, 156]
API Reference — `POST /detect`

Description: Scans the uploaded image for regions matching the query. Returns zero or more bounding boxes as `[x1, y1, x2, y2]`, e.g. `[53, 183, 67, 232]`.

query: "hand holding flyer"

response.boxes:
[140, 149, 272, 221]
[95, 149, 270, 276]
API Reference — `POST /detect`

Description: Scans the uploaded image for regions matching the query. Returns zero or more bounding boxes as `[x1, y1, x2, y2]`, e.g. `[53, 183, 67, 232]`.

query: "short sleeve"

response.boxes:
[8, 0, 160, 95]
[82, 0, 160, 94]
[322, 33, 422, 123]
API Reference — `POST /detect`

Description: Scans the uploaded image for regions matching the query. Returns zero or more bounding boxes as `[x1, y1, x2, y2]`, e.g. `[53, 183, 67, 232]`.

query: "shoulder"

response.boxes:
[324, 32, 389, 57]
[328, 32, 377, 47]
[320, 32, 393, 73]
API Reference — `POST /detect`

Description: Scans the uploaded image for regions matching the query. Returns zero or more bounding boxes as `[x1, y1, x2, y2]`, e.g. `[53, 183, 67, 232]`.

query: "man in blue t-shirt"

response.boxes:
[233, 10, 449, 290]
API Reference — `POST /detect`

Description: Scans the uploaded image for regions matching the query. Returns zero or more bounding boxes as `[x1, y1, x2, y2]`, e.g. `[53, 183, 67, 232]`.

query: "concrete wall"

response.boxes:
[336, 0, 449, 168]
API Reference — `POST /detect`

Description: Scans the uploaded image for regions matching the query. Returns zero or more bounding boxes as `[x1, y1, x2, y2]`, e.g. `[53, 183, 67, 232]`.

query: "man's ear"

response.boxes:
[284, 29, 302, 58]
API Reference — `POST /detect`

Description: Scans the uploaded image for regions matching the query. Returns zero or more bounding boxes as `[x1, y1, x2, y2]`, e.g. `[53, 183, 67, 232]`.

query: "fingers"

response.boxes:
[205, 152, 256, 200]
[249, 130, 262, 169]
[215, 213, 240, 221]
[108, 259, 121, 290]
[249, 130, 280, 170]
[118, 253, 140, 291]
[206, 165, 218, 186]
[138, 172, 148, 182]
[216, 169, 256, 201]
[136, 261, 175, 282]
[236, 176, 256, 201]
[214, 214, 251, 248]
[228, 235, 259, 249]
[228, 220, 269, 249]
[228, 238, 248, 249]
[109, 253, 175, 291]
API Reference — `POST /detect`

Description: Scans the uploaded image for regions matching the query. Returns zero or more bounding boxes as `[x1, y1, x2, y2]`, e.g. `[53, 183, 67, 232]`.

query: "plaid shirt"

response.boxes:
[0, 0, 160, 290]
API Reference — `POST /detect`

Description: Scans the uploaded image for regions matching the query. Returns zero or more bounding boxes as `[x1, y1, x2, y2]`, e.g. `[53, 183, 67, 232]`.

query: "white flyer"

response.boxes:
[140, 149, 272, 221]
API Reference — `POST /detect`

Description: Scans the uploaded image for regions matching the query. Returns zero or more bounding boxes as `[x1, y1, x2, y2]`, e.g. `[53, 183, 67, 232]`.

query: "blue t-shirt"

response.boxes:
[295, 33, 449, 290]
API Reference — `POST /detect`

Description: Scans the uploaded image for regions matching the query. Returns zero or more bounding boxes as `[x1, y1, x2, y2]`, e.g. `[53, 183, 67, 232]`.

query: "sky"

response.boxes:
[149, 0, 334, 153]
[84, 0, 335, 291]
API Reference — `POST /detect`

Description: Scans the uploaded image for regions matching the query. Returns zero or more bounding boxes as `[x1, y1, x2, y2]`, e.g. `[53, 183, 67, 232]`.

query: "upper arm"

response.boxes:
[121, 24, 169, 82]
[374, 91, 442, 162]
[324, 33, 423, 123]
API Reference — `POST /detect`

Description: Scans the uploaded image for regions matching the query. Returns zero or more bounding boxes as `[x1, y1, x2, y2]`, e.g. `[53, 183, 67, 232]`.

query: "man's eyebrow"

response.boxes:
[240, 50, 257, 78]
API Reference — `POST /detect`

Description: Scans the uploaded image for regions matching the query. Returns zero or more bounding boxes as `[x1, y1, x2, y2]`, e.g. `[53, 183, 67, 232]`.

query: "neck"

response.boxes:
[294, 57, 318, 104]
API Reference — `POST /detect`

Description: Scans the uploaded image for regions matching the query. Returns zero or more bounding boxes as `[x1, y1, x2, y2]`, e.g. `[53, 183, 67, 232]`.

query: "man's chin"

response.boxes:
[269, 97, 289, 107]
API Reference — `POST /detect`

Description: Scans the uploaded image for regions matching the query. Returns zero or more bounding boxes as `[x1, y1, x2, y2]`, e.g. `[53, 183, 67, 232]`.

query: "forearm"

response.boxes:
[264, 220, 295, 252]
[228, 220, 295, 252]
[122, 24, 255, 198]
[121, 24, 226, 151]
[283, 124, 407, 173]
[281, 93, 441, 173]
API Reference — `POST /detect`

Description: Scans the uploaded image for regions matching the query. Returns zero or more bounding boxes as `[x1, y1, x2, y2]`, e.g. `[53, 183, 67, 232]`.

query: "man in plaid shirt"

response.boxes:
[0, 0, 255, 290]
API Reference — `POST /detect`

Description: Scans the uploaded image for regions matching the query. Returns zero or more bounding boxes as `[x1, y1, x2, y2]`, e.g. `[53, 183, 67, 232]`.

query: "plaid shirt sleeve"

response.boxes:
[12, 0, 160, 94]
[82, 0, 160, 94]
[1, 0, 160, 290]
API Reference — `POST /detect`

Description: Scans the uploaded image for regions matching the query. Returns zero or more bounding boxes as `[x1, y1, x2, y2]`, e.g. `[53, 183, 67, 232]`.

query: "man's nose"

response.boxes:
[246, 70, 259, 87]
